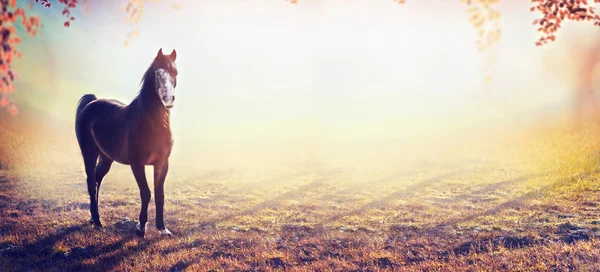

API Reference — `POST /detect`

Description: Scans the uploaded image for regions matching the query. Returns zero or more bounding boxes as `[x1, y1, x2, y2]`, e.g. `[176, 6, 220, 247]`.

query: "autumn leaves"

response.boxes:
[0, 0, 44, 115]
[531, 0, 600, 46]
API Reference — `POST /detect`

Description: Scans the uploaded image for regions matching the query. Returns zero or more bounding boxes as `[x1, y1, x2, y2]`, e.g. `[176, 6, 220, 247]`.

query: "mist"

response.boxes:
[9, 0, 600, 178]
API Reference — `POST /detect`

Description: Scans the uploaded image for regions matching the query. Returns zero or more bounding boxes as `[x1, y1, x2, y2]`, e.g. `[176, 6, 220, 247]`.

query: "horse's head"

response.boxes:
[153, 48, 178, 109]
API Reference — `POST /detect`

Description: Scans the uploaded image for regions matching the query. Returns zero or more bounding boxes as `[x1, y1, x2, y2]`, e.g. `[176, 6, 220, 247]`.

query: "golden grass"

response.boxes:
[2, 113, 600, 271]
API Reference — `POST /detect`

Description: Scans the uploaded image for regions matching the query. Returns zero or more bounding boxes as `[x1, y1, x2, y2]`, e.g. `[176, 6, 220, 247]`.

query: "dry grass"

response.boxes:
[2, 113, 600, 271]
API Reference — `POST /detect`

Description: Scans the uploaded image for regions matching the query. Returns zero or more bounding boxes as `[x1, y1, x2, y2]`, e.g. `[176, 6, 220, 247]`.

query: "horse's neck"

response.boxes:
[129, 96, 171, 131]
[130, 69, 171, 132]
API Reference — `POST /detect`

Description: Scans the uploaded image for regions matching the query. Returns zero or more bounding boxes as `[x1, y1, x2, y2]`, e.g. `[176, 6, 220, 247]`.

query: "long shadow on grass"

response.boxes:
[68, 236, 160, 271]
[439, 172, 550, 204]
[331, 159, 500, 195]
[203, 168, 331, 203]
[449, 175, 532, 201]
[313, 170, 462, 228]
[402, 176, 585, 258]
[174, 168, 239, 185]
[324, 169, 426, 196]
[196, 177, 330, 228]
[2, 223, 160, 271]
[420, 175, 574, 235]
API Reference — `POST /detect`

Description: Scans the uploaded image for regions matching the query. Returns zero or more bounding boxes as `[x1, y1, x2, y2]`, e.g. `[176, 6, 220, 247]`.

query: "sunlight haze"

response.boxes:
[9, 0, 597, 171]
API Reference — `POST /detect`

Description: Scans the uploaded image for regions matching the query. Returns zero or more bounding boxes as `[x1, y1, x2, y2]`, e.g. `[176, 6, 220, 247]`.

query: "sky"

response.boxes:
[8, 0, 600, 169]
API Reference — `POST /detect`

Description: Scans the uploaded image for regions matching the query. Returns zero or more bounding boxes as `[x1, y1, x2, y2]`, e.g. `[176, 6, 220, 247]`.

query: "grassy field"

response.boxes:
[2, 110, 600, 271]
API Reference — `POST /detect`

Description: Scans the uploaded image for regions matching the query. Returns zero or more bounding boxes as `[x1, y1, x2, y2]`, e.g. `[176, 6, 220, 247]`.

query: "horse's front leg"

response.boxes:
[154, 160, 171, 236]
[131, 163, 151, 238]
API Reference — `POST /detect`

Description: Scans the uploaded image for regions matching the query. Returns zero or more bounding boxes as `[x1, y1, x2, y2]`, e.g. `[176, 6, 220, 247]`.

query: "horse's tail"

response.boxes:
[75, 94, 97, 151]
[76, 94, 97, 118]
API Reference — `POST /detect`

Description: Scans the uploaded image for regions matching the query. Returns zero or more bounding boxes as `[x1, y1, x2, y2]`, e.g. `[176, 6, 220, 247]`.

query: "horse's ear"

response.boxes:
[157, 48, 164, 58]
[170, 49, 177, 61]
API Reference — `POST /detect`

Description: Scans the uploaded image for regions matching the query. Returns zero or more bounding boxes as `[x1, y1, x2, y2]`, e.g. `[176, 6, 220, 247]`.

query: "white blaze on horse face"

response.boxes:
[155, 68, 175, 108]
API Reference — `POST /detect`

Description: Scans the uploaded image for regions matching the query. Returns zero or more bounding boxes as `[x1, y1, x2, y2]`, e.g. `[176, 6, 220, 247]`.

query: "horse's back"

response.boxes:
[76, 98, 130, 164]
[76, 99, 127, 127]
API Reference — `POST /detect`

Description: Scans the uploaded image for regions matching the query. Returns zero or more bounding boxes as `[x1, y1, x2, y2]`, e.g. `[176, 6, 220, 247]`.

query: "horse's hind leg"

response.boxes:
[95, 154, 113, 200]
[82, 147, 102, 227]
[94, 154, 113, 219]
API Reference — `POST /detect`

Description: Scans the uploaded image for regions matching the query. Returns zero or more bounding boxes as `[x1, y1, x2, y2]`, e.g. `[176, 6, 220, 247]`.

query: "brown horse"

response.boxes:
[75, 48, 178, 237]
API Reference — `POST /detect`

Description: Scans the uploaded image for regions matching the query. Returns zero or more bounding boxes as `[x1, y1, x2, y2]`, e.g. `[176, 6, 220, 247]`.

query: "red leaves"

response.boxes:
[288, 0, 600, 48]
[531, 0, 600, 46]
[9, 37, 20, 44]
[35, 0, 52, 8]
[55, 0, 79, 27]
[0, 0, 84, 115]
[0, 0, 88, 115]
[36, 0, 84, 27]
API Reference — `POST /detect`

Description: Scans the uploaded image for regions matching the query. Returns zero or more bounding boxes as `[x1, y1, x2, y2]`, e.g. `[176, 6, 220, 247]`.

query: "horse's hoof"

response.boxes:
[89, 218, 102, 228]
[158, 228, 172, 236]
[135, 223, 146, 238]
[135, 228, 145, 238]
